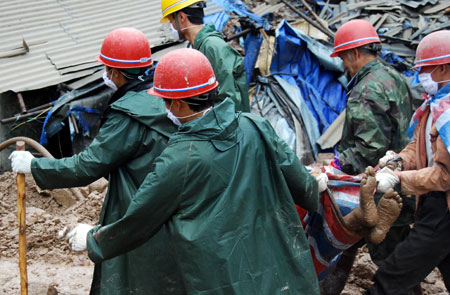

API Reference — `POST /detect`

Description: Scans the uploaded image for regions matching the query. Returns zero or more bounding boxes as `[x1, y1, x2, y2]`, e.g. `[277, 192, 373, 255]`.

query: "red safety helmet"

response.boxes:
[414, 30, 450, 68]
[330, 19, 381, 57]
[96, 27, 153, 69]
[148, 48, 218, 99]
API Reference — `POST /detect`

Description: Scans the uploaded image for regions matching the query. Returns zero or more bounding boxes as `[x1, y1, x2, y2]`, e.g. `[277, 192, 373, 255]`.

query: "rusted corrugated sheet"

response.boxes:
[0, 0, 223, 93]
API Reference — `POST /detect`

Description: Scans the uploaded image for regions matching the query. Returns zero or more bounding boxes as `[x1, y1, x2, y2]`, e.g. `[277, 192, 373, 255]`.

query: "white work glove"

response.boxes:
[316, 173, 328, 193]
[378, 150, 402, 171]
[376, 167, 400, 193]
[59, 223, 94, 252]
[9, 151, 34, 174]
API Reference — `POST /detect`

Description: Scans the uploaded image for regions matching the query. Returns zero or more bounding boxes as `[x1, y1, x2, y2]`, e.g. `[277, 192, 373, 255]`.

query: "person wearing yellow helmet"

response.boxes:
[160, 0, 250, 112]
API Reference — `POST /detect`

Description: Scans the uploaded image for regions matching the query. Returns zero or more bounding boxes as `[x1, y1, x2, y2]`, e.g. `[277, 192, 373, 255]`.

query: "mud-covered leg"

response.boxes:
[360, 167, 379, 227]
[368, 188, 403, 245]
[343, 167, 379, 232]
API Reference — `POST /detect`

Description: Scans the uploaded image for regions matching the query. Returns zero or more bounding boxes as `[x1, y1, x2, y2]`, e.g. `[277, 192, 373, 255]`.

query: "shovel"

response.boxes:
[16, 141, 28, 295]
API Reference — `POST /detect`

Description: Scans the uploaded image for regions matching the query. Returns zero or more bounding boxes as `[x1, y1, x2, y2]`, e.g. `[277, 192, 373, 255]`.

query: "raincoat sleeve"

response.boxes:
[277, 136, 319, 212]
[87, 149, 185, 263]
[339, 85, 393, 173]
[31, 111, 147, 188]
[202, 42, 249, 112]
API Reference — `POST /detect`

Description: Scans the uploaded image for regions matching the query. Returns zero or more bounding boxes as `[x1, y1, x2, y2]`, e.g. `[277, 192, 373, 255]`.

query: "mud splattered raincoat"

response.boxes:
[30, 81, 183, 294]
[338, 59, 412, 175]
[87, 98, 320, 295]
[193, 24, 250, 112]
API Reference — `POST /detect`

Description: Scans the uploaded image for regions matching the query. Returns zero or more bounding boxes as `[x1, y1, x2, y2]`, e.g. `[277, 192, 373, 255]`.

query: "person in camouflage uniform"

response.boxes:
[331, 22, 413, 175]
[320, 19, 417, 295]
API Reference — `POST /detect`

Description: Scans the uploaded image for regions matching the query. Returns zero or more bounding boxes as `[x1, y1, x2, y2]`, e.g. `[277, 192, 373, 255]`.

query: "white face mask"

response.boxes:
[166, 107, 182, 126]
[166, 101, 212, 126]
[103, 70, 118, 91]
[170, 23, 185, 42]
[419, 66, 438, 96]
[418, 66, 450, 96]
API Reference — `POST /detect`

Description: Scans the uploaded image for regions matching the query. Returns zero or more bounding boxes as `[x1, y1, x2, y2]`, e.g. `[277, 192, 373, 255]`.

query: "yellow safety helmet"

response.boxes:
[160, 0, 205, 22]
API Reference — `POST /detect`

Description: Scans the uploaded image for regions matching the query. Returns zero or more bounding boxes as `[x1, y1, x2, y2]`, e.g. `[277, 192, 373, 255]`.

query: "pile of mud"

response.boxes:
[0, 171, 447, 294]
[0, 172, 105, 294]
[343, 246, 448, 295]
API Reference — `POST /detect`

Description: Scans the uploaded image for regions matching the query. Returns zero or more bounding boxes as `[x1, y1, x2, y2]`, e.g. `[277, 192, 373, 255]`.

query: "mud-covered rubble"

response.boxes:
[0, 171, 105, 295]
[0, 171, 447, 294]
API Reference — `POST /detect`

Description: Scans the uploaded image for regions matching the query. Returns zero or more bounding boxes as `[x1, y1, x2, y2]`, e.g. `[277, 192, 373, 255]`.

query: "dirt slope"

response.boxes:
[0, 171, 447, 294]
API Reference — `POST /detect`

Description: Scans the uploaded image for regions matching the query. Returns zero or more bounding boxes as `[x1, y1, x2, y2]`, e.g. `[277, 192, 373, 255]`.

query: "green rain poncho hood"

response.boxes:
[193, 24, 250, 112]
[87, 98, 320, 294]
[31, 86, 184, 294]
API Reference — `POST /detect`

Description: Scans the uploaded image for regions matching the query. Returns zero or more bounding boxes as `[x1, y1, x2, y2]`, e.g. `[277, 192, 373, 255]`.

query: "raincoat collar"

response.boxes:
[193, 24, 222, 48]
[108, 76, 153, 106]
[169, 98, 241, 150]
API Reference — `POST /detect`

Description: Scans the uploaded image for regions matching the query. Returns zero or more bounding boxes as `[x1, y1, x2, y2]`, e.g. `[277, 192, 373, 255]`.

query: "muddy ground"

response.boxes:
[0, 171, 447, 294]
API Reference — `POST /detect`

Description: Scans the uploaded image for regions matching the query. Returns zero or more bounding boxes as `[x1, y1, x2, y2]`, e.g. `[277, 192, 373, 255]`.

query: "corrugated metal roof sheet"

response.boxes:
[0, 0, 224, 93]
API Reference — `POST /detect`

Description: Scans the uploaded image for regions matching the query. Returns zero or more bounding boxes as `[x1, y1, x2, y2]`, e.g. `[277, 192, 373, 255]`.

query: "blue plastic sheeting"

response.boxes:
[210, 0, 269, 29]
[381, 49, 415, 78]
[271, 20, 347, 140]
[243, 32, 263, 87]
[204, 11, 229, 32]
[68, 106, 102, 141]
[274, 75, 320, 157]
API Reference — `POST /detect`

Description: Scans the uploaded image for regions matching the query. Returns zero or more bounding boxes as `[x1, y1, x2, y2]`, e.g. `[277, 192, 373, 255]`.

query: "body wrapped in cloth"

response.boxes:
[297, 167, 363, 280]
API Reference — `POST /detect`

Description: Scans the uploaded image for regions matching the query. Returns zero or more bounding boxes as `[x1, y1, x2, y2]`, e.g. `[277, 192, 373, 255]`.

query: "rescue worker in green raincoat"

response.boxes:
[82, 48, 320, 294]
[320, 19, 415, 295]
[160, 0, 250, 112]
[9, 28, 184, 294]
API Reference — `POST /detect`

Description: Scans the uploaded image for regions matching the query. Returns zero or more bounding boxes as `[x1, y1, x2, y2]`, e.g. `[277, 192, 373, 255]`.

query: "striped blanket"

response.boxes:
[297, 167, 362, 280]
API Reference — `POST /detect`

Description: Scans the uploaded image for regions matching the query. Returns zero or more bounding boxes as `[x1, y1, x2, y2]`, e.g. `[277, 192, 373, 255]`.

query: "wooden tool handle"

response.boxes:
[16, 141, 28, 295]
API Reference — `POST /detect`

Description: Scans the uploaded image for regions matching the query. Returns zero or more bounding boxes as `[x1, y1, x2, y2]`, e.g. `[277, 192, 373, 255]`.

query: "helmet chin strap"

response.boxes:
[174, 12, 186, 42]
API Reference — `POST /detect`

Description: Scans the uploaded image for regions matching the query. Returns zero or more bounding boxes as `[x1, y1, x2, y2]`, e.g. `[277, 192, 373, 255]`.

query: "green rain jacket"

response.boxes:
[30, 84, 183, 294]
[87, 98, 320, 295]
[338, 59, 412, 175]
[193, 24, 250, 112]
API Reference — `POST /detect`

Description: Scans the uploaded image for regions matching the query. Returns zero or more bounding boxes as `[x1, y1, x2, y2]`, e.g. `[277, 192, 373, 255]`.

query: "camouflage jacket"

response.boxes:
[337, 59, 412, 175]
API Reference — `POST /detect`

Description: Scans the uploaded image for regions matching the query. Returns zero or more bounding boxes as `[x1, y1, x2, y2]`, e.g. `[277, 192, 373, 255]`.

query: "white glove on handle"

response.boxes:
[9, 151, 34, 174]
[378, 150, 398, 168]
[316, 173, 328, 193]
[376, 167, 399, 193]
[59, 223, 94, 252]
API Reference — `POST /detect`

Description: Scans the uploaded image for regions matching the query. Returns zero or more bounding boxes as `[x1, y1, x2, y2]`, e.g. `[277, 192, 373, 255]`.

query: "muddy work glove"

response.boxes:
[378, 150, 403, 171]
[376, 167, 400, 193]
[316, 173, 328, 193]
[9, 151, 34, 174]
[59, 224, 94, 252]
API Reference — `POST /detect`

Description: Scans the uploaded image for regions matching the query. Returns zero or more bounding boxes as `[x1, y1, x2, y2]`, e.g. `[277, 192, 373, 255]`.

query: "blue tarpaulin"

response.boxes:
[204, 11, 229, 32]
[210, 0, 269, 29]
[270, 20, 347, 150]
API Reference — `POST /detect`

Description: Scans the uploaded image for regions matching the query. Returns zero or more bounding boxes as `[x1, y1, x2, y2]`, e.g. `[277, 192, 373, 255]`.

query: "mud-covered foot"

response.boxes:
[360, 166, 379, 227]
[368, 188, 403, 244]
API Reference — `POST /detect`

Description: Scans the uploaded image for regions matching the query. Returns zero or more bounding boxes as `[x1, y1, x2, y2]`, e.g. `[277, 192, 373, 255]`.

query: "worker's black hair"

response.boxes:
[162, 87, 218, 112]
[183, 87, 218, 112]
[358, 43, 382, 57]
[180, 3, 205, 25]
[119, 66, 152, 81]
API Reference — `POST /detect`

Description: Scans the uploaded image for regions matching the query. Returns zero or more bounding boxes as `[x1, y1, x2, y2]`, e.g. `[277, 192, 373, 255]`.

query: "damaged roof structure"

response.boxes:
[1, 0, 449, 167]
[0, 0, 224, 93]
